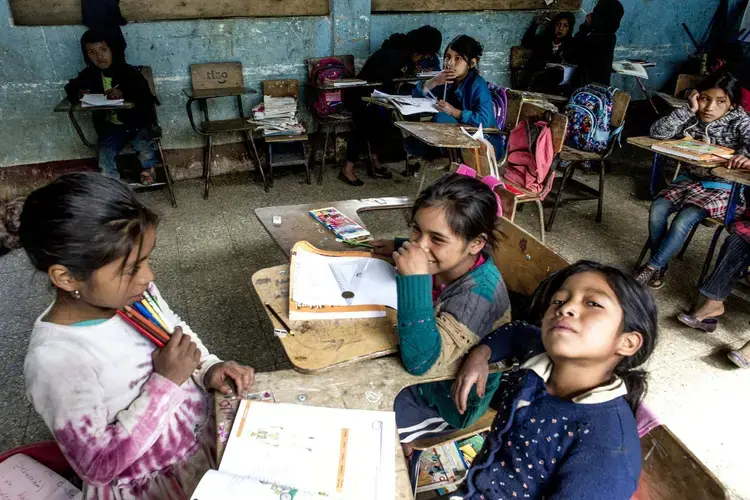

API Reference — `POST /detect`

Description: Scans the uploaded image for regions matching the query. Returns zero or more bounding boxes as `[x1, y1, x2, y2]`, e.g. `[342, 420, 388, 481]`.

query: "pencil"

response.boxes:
[443, 83, 447, 101]
[143, 289, 165, 317]
[342, 240, 376, 249]
[264, 303, 292, 334]
[124, 305, 170, 343]
[132, 302, 169, 338]
[117, 310, 165, 348]
[141, 299, 170, 333]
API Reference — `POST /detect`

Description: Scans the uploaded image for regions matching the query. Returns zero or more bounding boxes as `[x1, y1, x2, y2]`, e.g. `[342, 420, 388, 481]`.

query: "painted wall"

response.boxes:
[0, 0, 736, 168]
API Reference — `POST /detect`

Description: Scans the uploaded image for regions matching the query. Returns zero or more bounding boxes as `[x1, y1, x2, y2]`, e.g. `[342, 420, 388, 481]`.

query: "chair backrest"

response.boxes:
[306, 55, 355, 82]
[518, 102, 568, 154]
[509, 46, 533, 69]
[263, 79, 300, 98]
[674, 73, 702, 99]
[190, 62, 244, 91]
[138, 65, 157, 97]
[611, 90, 631, 129]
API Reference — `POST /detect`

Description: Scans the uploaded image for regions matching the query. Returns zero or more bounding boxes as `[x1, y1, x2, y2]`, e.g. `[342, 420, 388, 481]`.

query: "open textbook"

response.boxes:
[289, 241, 397, 320]
[80, 93, 125, 107]
[371, 89, 438, 115]
[191, 401, 396, 500]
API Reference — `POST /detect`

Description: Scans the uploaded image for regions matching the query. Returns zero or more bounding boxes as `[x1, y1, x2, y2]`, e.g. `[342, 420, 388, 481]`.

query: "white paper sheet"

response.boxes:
[545, 63, 577, 85]
[219, 401, 396, 500]
[80, 93, 125, 107]
[191, 469, 324, 500]
[612, 61, 649, 79]
[370, 90, 438, 115]
[0, 454, 82, 500]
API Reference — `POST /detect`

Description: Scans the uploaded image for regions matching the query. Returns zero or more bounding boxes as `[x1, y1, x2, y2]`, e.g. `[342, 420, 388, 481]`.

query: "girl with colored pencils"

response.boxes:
[19, 173, 255, 500]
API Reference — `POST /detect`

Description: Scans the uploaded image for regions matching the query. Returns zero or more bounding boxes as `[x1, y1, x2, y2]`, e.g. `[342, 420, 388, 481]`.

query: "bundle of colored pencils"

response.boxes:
[117, 289, 173, 348]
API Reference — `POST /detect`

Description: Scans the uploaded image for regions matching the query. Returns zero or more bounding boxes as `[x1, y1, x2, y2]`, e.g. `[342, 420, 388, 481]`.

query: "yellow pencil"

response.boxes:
[141, 299, 170, 333]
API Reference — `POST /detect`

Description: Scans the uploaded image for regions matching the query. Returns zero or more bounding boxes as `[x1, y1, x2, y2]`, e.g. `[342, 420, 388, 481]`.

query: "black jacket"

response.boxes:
[567, 0, 624, 87]
[357, 34, 415, 94]
[521, 22, 573, 69]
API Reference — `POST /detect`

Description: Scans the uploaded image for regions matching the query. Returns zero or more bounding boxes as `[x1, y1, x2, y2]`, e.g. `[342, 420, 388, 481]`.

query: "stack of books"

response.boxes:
[251, 96, 305, 137]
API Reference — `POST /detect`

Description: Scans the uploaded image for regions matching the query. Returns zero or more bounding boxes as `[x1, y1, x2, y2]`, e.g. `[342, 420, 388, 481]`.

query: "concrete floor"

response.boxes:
[1, 149, 749, 498]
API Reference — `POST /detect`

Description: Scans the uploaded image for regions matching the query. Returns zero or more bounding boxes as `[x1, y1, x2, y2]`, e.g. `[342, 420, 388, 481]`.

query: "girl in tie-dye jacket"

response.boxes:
[20, 173, 255, 500]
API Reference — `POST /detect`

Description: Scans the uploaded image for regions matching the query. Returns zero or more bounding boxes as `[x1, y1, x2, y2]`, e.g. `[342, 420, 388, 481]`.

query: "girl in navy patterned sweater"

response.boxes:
[446, 261, 658, 500]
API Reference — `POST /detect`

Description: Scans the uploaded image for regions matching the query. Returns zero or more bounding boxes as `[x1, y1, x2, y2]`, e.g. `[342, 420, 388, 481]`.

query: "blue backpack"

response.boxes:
[487, 82, 508, 131]
[564, 84, 623, 153]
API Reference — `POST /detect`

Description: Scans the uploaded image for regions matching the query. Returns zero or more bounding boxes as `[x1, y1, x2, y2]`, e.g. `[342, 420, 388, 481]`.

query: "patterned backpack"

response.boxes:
[564, 84, 622, 153]
[311, 58, 348, 117]
[487, 82, 508, 130]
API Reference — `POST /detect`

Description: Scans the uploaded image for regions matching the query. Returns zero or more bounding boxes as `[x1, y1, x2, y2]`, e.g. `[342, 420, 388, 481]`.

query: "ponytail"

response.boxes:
[616, 368, 647, 414]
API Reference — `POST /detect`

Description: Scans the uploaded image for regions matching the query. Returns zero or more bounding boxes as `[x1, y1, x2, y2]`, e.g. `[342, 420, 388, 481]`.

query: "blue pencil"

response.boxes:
[133, 302, 164, 334]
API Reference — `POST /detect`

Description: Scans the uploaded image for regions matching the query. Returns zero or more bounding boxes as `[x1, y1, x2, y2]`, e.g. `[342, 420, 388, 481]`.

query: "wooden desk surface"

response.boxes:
[253, 264, 399, 373]
[395, 121, 481, 148]
[627, 136, 723, 169]
[362, 96, 397, 110]
[182, 87, 257, 99]
[507, 89, 568, 104]
[54, 98, 136, 112]
[214, 356, 454, 499]
[311, 82, 383, 91]
[255, 196, 412, 257]
[712, 167, 750, 187]
[654, 92, 687, 109]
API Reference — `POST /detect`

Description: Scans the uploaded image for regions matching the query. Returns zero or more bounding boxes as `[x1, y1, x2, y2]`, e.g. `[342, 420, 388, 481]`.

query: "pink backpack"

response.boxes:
[455, 165, 503, 217]
[503, 119, 554, 198]
[311, 58, 348, 117]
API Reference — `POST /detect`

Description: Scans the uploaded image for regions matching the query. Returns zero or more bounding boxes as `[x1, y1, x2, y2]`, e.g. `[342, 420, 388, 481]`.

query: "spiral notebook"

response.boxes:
[289, 241, 397, 321]
[192, 401, 396, 500]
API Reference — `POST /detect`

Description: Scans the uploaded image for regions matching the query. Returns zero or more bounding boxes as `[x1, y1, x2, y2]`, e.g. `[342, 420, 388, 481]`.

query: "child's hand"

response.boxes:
[437, 100, 460, 119]
[105, 88, 123, 100]
[152, 326, 201, 386]
[392, 241, 431, 275]
[432, 70, 457, 87]
[369, 239, 395, 257]
[728, 154, 750, 170]
[204, 361, 256, 396]
[451, 344, 492, 415]
[688, 89, 700, 113]
[78, 89, 90, 98]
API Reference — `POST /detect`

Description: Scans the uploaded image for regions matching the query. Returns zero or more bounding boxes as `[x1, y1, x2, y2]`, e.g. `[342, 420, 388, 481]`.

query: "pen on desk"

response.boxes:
[443, 83, 447, 101]
[265, 303, 292, 334]
[337, 238, 376, 249]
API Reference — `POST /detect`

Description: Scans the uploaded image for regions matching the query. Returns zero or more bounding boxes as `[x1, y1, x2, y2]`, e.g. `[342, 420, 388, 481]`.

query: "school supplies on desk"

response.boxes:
[0, 454, 82, 500]
[289, 241, 397, 321]
[80, 93, 125, 107]
[193, 400, 396, 500]
[651, 139, 734, 162]
[309, 206, 372, 243]
[326, 78, 368, 88]
[416, 441, 469, 493]
[612, 60, 649, 79]
[371, 89, 438, 115]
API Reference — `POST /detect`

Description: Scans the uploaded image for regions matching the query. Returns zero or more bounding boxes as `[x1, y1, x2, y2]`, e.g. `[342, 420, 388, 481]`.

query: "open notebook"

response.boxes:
[192, 401, 396, 500]
[289, 241, 397, 320]
[371, 90, 438, 115]
[651, 138, 734, 162]
[0, 454, 82, 500]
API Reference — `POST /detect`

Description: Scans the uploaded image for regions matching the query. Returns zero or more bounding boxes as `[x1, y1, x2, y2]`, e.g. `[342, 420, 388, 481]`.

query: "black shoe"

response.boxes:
[367, 166, 393, 179]
[401, 162, 421, 177]
[338, 172, 364, 186]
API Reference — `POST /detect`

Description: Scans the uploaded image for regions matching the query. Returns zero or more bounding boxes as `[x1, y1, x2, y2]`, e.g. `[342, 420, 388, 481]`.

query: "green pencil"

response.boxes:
[339, 239, 375, 249]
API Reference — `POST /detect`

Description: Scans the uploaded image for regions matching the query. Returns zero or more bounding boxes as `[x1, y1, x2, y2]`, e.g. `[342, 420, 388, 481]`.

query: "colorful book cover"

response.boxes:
[652, 139, 734, 162]
[309, 207, 372, 242]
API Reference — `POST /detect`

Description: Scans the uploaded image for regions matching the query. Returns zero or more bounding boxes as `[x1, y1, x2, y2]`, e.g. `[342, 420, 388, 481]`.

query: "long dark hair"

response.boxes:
[697, 71, 743, 107]
[528, 260, 658, 413]
[20, 173, 159, 282]
[412, 174, 498, 250]
[444, 35, 483, 69]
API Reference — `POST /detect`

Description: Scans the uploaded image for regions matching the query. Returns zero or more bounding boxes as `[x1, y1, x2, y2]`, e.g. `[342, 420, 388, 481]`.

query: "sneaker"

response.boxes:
[634, 266, 657, 286]
[648, 268, 667, 290]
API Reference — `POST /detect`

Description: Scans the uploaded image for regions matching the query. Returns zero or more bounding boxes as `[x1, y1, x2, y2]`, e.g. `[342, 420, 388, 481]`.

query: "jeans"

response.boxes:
[97, 127, 158, 179]
[647, 197, 708, 270]
[403, 112, 458, 160]
[700, 233, 750, 300]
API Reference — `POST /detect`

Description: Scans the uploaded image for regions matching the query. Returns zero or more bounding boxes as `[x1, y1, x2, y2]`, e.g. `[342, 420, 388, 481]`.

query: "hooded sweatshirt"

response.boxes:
[65, 33, 156, 136]
[567, 0, 624, 87]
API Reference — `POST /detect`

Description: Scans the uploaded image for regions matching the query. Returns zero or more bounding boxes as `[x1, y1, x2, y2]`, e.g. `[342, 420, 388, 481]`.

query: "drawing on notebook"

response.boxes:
[249, 426, 316, 452]
[329, 260, 368, 304]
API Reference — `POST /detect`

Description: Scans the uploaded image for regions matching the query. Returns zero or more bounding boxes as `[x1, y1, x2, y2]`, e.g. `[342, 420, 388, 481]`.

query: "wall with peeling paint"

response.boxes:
[0, 0, 741, 168]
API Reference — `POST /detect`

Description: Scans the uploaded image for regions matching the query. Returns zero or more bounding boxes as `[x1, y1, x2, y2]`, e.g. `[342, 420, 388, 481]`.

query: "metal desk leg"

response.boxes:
[636, 77, 659, 115]
[67, 110, 97, 149]
[699, 225, 725, 285]
[317, 124, 331, 186]
[725, 182, 741, 227]
[650, 153, 663, 197]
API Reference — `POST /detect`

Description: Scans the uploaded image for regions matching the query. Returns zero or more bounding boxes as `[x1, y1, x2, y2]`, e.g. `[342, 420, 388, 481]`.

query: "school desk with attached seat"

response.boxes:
[185, 62, 265, 198]
[54, 65, 177, 207]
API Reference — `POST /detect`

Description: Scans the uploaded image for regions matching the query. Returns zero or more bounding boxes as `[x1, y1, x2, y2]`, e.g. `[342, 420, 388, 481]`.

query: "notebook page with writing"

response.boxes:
[190, 469, 324, 500]
[0, 454, 82, 500]
[220, 401, 396, 500]
[80, 94, 125, 107]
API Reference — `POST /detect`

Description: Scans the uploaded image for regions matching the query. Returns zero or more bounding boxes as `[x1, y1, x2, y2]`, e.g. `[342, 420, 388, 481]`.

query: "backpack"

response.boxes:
[487, 82, 508, 130]
[311, 58, 348, 117]
[503, 119, 554, 198]
[564, 84, 622, 153]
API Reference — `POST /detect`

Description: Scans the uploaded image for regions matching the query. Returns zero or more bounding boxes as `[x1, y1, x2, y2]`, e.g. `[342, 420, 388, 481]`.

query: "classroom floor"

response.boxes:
[1, 148, 749, 498]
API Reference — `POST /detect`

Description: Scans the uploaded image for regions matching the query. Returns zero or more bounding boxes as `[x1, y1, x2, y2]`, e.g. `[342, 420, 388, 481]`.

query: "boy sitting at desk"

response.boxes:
[65, 29, 159, 185]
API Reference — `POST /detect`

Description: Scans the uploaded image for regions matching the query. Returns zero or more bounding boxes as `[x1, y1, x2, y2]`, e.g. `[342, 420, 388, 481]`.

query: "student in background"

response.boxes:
[340, 25, 443, 186]
[20, 173, 256, 499]
[65, 29, 159, 185]
[521, 12, 576, 93]
[369, 175, 509, 475]
[566, 0, 624, 89]
[635, 72, 750, 289]
[407, 35, 498, 160]
[445, 261, 658, 499]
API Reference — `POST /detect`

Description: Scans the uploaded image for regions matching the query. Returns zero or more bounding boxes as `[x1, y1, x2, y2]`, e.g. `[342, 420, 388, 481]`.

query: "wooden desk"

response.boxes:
[53, 98, 136, 149]
[627, 136, 723, 196]
[654, 92, 686, 109]
[712, 167, 750, 227]
[395, 121, 480, 147]
[182, 87, 257, 99]
[214, 357, 458, 498]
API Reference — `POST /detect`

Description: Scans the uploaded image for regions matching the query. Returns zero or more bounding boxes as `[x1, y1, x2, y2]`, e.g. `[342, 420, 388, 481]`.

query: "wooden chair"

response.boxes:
[185, 62, 265, 198]
[304, 55, 357, 185]
[410, 217, 569, 452]
[261, 79, 311, 186]
[509, 46, 534, 90]
[655, 73, 703, 110]
[546, 90, 631, 231]
[496, 102, 568, 244]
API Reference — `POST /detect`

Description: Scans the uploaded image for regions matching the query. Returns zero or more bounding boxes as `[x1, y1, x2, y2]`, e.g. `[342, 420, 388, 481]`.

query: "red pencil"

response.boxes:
[124, 305, 170, 343]
[117, 310, 166, 348]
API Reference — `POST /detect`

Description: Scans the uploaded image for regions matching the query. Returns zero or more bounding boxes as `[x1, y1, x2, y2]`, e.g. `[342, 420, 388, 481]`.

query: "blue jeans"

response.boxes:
[647, 196, 708, 269]
[97, 127, 158, 179]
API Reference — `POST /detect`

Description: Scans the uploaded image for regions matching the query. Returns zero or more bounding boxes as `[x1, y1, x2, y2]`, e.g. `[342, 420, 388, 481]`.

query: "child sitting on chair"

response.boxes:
[65, 29, 159, 185]
[445, 261, 658, 499]
[370, 174, 509, 476]
[20, 173, 255, 499]
[635, 72, 750, 289]
[407, 35, 500, 161]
